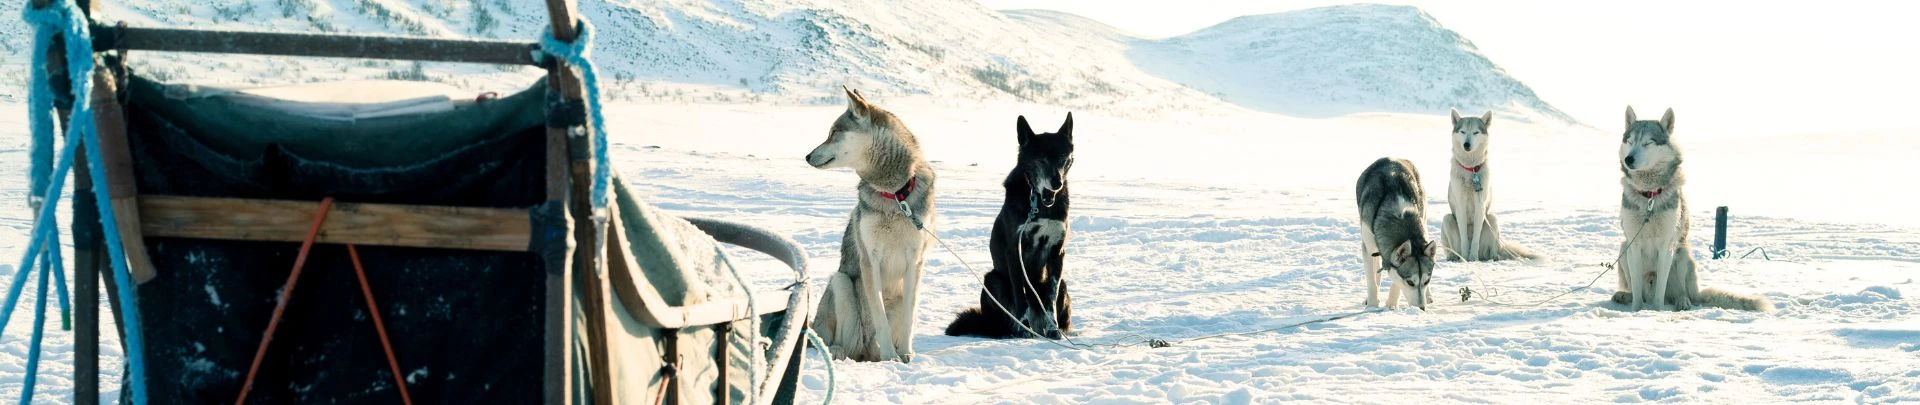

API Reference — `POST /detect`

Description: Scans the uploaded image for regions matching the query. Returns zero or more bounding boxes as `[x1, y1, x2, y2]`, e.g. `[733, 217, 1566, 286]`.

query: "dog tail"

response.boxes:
[1496, 241, 1542, 261]
[1695, 288, 1775, 312]
[944, 307, 1013, 338]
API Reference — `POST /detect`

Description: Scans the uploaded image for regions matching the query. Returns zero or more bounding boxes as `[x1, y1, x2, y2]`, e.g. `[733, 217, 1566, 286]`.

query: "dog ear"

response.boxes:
[1481, 111, 1493, 129]
[1660, 108, 1675, 134]
[844, 87, 872, 122]
[1449, 108, 1461, 131]
[1625, 106, 1638, 126]
[1393, 241, 1414, 265]
[1017, 115, 1035, 146]
[1058, 112, 1074, 136]
[1425, 241, 1438, 259]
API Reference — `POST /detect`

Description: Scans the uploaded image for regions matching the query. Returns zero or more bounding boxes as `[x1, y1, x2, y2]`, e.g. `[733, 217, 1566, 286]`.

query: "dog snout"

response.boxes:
[1038, 188, 1058, 206]
[1623, 154, 1637, 168]
[1462, 142, 1472, 152]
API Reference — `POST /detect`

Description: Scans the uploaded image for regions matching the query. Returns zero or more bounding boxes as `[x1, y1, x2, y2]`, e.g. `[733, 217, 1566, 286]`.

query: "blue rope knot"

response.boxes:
[18, 0, 151, 403]
[538, 20, 614, 214]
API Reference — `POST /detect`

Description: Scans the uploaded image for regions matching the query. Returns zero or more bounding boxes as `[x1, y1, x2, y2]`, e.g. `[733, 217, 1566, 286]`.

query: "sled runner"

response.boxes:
[15, 0, 814, 403]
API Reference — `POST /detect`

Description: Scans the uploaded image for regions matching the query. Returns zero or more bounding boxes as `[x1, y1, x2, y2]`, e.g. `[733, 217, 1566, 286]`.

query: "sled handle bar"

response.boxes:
[687, 217, 811, 279]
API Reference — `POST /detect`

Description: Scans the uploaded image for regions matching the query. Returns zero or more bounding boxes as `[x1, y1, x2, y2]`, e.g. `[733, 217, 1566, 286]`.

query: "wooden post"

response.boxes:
[1713, 206, 1729, 259]
[72, 147, 102, 405]
[542, 118, 575, 405]
[541, 2, 613, 404]
[716, 323, 731, 405]
[660, 330, 681, 405]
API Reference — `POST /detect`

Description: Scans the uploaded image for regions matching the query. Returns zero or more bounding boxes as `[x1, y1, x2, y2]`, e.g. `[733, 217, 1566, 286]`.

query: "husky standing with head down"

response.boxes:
[1612, 107, 1772, 312]
[1442, 109, 1538, 261]
[805, 88, 938, 362]
[1356, 157, 1439, 310]
[946, 113, 1076, 339]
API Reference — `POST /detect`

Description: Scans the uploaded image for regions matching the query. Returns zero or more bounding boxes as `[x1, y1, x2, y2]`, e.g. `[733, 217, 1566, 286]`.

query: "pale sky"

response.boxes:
[978, 0, 1920, 137]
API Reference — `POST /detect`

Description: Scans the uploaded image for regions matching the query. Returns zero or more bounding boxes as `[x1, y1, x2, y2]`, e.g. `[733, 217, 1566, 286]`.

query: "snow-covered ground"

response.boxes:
[2, 1, 1916, 403]
[605, 99, 1920, 403]
[3, 94, 1919, 402]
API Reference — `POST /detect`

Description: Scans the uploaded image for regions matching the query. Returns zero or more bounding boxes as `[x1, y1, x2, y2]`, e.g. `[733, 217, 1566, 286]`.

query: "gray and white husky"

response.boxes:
[1441, 109, 1537, 261]
[1611, 107, 1772, 312]
[806, 88, 938, 362]
[1356, 157, 1439, 310]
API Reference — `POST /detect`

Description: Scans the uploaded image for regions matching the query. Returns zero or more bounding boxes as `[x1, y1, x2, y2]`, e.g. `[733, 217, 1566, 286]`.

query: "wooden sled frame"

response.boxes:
[31, 1, 813, 404]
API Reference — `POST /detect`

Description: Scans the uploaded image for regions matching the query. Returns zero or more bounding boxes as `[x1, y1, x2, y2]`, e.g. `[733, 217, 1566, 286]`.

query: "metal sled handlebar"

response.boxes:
[688, 217, 811, 278]
[90, 25, 542, 66]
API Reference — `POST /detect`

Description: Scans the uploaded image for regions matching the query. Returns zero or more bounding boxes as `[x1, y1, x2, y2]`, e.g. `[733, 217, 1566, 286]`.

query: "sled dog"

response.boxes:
[1356, 157, 1439, 310]
[1441, 109, 1538, 261]
[1611, 107, 1772, 312]
[806, 88, 938, 362]
[946, 113, 1076, 339]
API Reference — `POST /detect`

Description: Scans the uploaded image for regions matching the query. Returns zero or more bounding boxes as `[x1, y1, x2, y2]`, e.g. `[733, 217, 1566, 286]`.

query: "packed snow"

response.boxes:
[602, 100, 1919, 403]
[3, 0, 1917, 403]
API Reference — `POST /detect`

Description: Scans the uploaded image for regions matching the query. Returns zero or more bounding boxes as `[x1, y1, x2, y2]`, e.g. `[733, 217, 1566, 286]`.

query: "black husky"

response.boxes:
[945, 113, 1075, 339]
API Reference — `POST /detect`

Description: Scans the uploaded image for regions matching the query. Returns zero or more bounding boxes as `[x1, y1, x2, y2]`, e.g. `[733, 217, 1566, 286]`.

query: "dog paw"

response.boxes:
[1363, 298, 1380, 308]
[898, 352, 915, 364]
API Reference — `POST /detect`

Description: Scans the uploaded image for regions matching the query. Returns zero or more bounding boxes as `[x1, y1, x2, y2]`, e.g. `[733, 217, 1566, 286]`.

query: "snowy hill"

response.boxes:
[1128, 4, 1577, 122]
[5, 2, 1574, 122]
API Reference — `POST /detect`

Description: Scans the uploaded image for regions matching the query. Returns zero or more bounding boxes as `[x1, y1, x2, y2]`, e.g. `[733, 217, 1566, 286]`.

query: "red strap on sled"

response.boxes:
[349, 244, 415, 405]
[877, 176, 917, 202]
[235, 198, 413, 405]
[236, 198, 335, 405]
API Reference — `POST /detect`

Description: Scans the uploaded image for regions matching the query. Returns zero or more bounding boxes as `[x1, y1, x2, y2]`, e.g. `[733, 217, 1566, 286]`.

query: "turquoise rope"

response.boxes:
[538, 20, 613, 213]
[21, 1, 151, 402]
[0, 110, 78, 403]
[804, 328, 835, 405]
[21, 252, 52, 404]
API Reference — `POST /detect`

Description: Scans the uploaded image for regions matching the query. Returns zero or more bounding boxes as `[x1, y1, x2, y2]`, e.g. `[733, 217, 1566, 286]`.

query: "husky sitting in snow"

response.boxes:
[1611, 107, 1772, 312]
[946, 113, 1075, 339]
[1441, 109, 1538, 262]
[1356, 157, 1438, 310]
[806, 88, 938, 362]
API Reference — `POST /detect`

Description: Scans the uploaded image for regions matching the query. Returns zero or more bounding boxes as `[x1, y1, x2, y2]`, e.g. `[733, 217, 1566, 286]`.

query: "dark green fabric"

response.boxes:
[125, 75, 546, 167]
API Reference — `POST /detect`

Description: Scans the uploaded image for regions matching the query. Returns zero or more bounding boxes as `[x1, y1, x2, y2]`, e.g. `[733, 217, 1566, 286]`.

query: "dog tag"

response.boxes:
[1470, 173, 1483, 192]
[1028, 194, 1041, 221]
[898, 200, 925, 230]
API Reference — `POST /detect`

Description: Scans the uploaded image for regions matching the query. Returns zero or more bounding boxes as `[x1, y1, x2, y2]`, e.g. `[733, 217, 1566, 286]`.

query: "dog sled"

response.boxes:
[14, 0, 814, 403]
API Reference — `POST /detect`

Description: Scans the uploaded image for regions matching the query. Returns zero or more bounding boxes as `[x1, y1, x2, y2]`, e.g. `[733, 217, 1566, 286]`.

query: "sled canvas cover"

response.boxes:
[108, 73, 809, 403]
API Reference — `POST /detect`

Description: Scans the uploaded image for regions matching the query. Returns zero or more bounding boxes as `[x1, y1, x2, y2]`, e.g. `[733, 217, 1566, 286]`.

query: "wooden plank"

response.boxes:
[92, 26, 538, 66]
[138, 196, 532, 252]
